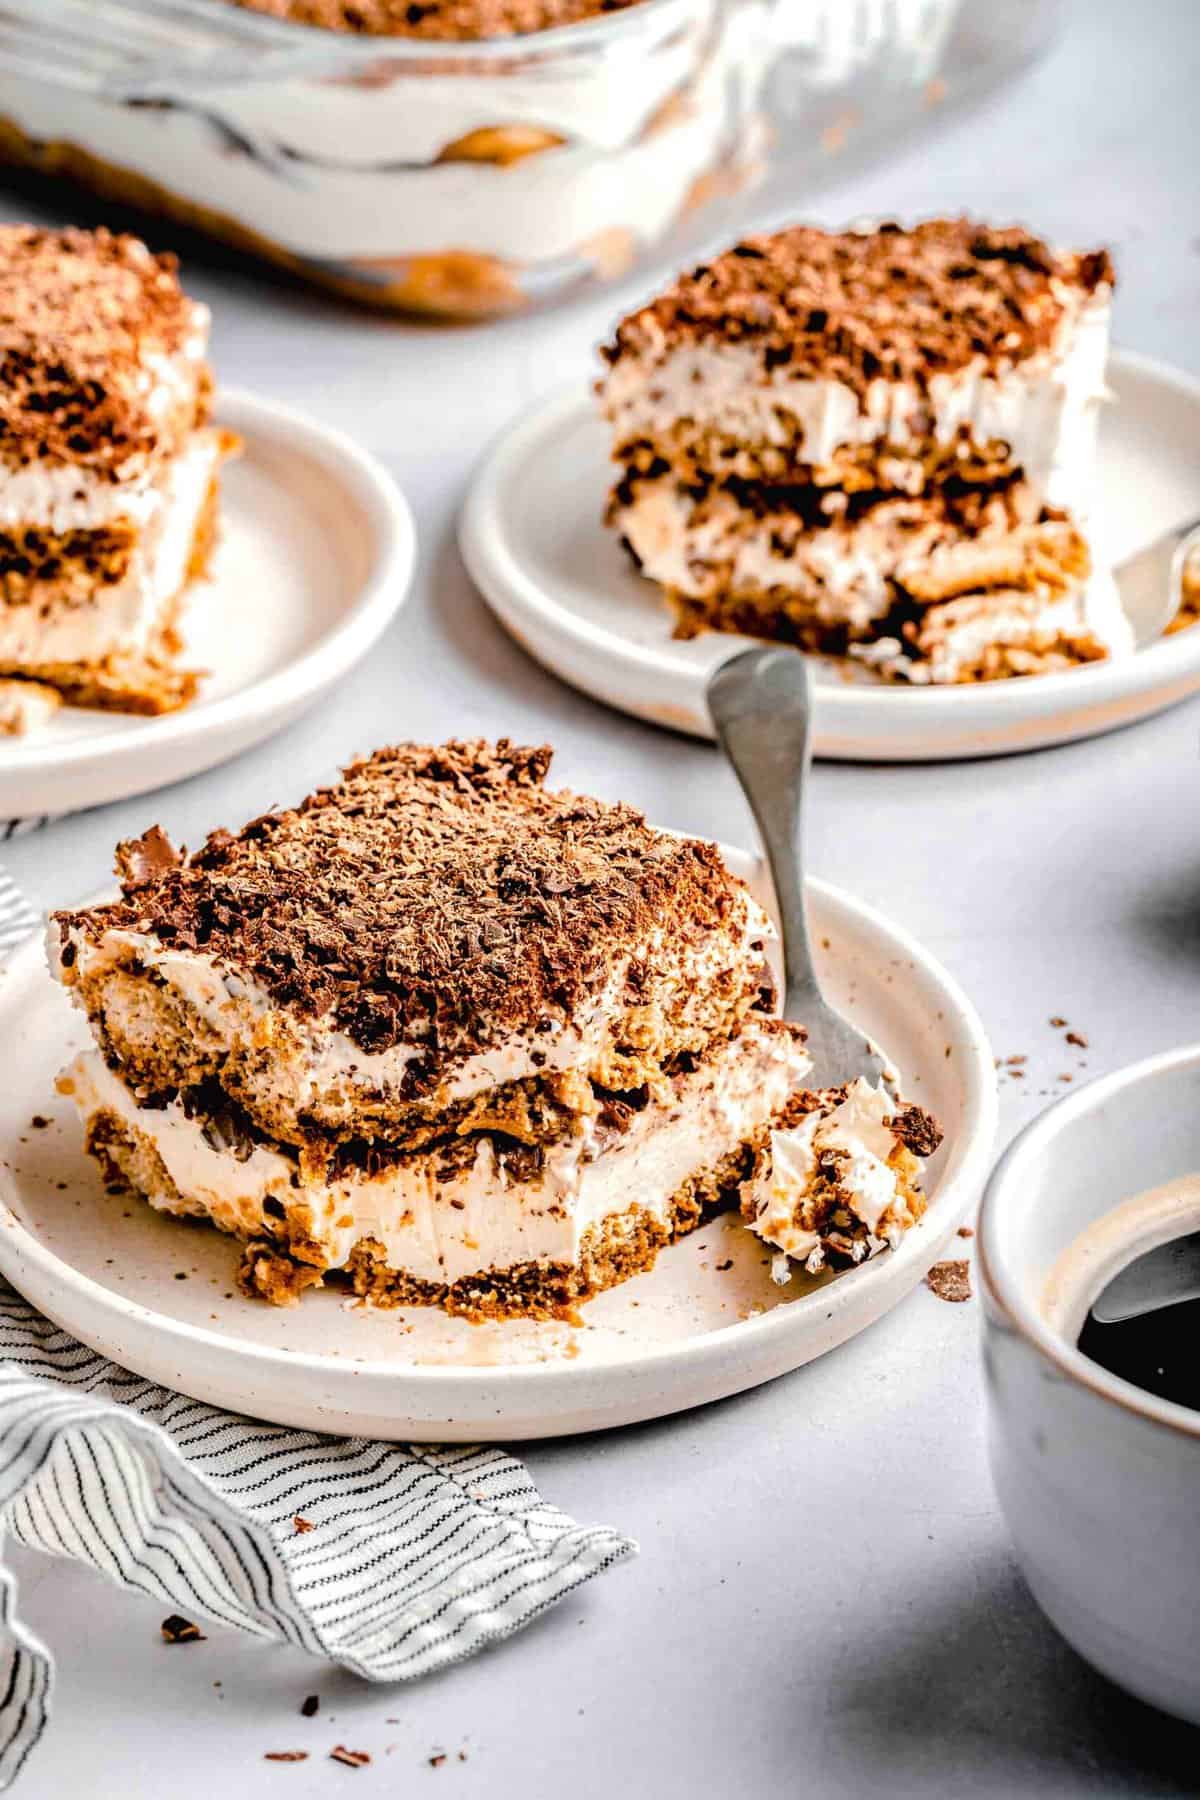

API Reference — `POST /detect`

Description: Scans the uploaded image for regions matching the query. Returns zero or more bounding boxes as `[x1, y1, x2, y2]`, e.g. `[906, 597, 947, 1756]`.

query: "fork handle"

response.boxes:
[706, 647, 822, 1020]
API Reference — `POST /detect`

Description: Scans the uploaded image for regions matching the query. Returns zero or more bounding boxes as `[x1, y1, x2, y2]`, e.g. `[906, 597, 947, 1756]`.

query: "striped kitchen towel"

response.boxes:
[0, 878, 635, 1789]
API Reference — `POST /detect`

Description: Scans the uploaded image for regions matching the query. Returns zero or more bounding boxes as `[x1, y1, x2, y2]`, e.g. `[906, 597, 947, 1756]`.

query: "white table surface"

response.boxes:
[3, 0, 1200, 1791]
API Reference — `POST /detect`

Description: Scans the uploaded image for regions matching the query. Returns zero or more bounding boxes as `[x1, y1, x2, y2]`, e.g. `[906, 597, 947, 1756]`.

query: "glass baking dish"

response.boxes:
[0, 0, 1060, 319]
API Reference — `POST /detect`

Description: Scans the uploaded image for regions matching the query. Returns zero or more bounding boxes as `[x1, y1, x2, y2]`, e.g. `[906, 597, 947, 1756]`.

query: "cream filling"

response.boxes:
[613, 478, 893, 626]
[601, 290, 1111, 516]
[51, 887, 776, 1129]
[743, 1079, 910, 1274]
[0, 430, 220, 668]
[218, 0, 718, 164]
[68, 1021, 811, 1286]
[852, 565, 1135, 683]
[0, 2, 769, 266]
[0, 679, 61, 737]
[616, 471, 1134, 671]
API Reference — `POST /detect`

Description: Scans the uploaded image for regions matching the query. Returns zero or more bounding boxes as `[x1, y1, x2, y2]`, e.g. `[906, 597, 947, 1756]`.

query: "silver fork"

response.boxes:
[1115, 515, 1200, 646]
[707, 645, 889, 1091]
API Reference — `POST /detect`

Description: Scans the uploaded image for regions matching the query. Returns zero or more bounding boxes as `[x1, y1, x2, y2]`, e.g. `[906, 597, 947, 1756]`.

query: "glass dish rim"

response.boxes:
[82, 0, 700, 70]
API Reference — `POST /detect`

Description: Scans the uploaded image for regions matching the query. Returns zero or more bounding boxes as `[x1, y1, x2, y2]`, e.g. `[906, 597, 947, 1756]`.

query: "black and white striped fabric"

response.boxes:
[0, 877, 635, 1790]
[0, 870, 36, 954]
[0, 819, 54, 845]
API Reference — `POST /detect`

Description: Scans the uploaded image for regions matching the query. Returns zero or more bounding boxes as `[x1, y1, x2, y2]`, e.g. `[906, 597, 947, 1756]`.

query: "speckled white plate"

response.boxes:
[0, 844, 995, 1440]
[460, 350, 1200, 760]
[0, 389, 415, 819]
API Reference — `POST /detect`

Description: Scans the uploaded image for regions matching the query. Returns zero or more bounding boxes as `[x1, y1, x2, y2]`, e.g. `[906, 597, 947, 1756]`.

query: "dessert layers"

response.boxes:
[66, 1016, 811, 1314]
[0, 0, 771, 317]
[599, 218, 1133, 682]
[51, 739, 941, 1319]
[0, 226, 237, 716]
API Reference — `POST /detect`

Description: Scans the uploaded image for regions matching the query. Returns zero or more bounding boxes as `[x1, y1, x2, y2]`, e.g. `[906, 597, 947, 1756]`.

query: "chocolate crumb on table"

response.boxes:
[160, 1613, 205, 1644]
[957, 1225, 974, 1239]
[925, 1259, 972, 1303]
[301, 1694, 320, 1718]
[330, 1746, 371, 1768]
[293, 1514, 315, 1534]
[1066, 1030, 1088, 1047]
[264, 1751, 309, 1762]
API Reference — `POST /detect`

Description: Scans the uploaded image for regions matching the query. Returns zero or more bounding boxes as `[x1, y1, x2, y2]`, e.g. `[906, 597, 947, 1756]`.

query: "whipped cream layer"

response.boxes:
[52, 884, 775, 1136]
[0, 432, 220, 665]
[69, 1021, 811, 1286]
[226, 0, 718, 165]
[743, 1079, 915, 1272]
[0, 431, 221, 667]
[601, 289, 1111, 515]
[614, 476, 895, 628]
[0, 679, 60, 737]
[855, 566, 1135, 684]
[0, 1, 769, 268]
[614, 472, 1135, 677]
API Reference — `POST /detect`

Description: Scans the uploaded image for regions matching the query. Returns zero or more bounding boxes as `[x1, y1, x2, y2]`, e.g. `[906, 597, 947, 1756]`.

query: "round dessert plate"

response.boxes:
[0, 847, 995, 1441]
[460, 350, 1200, 760]
[0, 389, 416, 818]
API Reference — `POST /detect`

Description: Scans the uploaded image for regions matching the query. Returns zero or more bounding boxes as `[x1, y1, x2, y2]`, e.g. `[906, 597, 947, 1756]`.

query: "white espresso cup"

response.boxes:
[979, 1045, 1200, 1724]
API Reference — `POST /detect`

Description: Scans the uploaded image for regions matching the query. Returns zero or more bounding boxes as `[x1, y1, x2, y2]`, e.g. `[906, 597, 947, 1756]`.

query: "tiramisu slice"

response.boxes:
[598, 217, 1132, 683]
[0, 225, 237, 714]
[49, 739, 939, 1318]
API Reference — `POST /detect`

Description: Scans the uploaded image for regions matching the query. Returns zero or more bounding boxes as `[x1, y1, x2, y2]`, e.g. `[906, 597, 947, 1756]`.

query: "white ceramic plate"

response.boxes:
[0, 847, 995, 1441]
[460, 351, 1200, 760]
[0, 389, 416, 819]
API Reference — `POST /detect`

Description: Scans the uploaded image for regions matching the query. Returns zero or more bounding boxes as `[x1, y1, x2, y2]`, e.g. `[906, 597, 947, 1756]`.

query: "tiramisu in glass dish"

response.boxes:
[598, 216, 1133, 683]
[48, 739, 940, 1319]
[0, 224, 237, 719]
[0, 0, 771, 320]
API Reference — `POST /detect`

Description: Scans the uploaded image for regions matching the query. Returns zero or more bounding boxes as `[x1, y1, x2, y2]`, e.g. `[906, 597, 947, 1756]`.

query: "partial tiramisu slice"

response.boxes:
[740, 1081, 942, 1282]
[0, 225, 237, 713]
[0, 677, 61, 736]
[598, 217, 1131, 682]
[50, 739, 827, 1319]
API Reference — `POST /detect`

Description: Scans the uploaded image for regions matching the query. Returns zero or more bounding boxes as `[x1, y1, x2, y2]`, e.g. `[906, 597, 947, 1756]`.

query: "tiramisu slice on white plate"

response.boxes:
[598, 216, 1132, 683]
[0, 224, 238, 718]
[48, 739, 940, 1319]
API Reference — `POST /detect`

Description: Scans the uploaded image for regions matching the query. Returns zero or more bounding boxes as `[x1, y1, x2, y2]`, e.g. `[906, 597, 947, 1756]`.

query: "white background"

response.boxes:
[4, 0, 1200, 1791]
